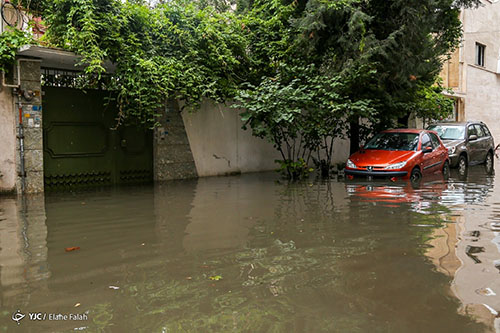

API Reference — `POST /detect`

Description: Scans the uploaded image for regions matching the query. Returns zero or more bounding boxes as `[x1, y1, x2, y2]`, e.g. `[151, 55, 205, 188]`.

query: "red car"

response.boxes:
[344, 129, 449, 181]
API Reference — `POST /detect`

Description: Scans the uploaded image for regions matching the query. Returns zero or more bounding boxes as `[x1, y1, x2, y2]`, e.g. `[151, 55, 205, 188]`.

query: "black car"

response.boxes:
[426, 121, 495, 174]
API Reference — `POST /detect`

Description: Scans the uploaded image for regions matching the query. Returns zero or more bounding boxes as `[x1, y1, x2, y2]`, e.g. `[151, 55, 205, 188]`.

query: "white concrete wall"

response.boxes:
[181, 100, 280, 176]
[181, 100, 350, 177]
[0, 86, 16, 193]
[463, 1, 500, 73]
[465, 66, 500, 141]
[461, 1, 500, 143]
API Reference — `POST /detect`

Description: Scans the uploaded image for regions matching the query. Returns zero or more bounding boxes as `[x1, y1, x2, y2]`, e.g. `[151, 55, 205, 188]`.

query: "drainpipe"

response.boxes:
[16, 94, 26, 193]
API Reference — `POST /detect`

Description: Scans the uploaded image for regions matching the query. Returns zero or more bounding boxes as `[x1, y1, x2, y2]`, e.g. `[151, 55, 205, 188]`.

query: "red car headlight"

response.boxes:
[384, 161, 407, 170]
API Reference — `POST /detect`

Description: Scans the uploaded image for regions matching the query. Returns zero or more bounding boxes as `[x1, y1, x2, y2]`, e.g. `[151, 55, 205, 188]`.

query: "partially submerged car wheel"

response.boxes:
[485, 151, 494, 174]
[410, 167, 422, 182]
[410, 167, 422, 188]
[458, 155, 467, 177]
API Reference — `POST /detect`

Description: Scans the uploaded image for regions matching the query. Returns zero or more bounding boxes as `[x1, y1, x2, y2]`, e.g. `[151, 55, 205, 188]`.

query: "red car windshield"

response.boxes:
[364, 132, 419, 151]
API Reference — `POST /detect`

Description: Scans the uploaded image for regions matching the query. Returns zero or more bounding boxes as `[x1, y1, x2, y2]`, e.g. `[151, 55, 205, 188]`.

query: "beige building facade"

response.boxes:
[440, 0, 500, 142]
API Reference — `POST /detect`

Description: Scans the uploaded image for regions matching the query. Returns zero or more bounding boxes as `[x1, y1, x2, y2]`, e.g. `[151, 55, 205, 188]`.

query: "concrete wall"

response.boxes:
[181, 100, 280, 177]
[465, 66, 500, 141]
[462, 1, 500, 73]
[181, 100, 351, 177]
[0, 84, 16, 193]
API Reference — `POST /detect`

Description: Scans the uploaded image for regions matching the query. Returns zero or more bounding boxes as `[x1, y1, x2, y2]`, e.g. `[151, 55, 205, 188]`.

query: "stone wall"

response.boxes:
[18, 59, 44, 193]
[0, 58, 44, 194]
[0, 59, 43, 193]
[154, 100, 198, 181]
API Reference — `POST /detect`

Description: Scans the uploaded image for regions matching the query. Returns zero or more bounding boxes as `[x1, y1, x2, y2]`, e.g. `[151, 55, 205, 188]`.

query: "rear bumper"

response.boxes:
[344, 169, 408, 177]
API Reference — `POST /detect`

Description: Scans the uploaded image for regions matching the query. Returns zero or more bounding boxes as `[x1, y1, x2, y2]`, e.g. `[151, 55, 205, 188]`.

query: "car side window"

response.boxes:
[421, 133, 431, 149]
[429, 133, 441, 148]
[481, 125, 491, 137]
[474, 124, 485, 137]
[468, 125, 477, 138]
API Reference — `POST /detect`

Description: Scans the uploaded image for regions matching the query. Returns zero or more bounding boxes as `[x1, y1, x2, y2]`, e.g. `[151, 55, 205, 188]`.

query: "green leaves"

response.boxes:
[37, 0, 250, 126]
[0, 29, 31, 73]
[234, 62, 374, 178]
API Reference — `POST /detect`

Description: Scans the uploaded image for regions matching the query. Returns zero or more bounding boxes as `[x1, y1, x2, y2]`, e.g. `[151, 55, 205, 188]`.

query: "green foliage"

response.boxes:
[0, 29, 31, 73]
[275, 158, 313, 180]
[235, 62, 376, 178]
[413, 82, 455, 126]
[11, 0, 50, 13]
[39, 0, 249, 126]
[7, 0, 478, 177]
[234, 0, 478, 177]
[291, 0, 478, 130]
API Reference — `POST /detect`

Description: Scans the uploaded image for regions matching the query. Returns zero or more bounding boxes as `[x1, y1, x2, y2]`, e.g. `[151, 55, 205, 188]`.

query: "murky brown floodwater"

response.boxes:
[1, 161, 500, 332]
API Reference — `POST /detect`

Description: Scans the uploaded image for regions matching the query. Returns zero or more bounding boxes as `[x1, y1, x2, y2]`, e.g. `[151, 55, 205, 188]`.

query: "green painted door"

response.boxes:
[43, 87, 153, 189]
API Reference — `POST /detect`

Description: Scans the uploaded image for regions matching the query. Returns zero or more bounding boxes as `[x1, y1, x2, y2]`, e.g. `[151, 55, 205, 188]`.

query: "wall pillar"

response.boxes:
[16, 59, 44, 193]
[153, 100, 198, 181]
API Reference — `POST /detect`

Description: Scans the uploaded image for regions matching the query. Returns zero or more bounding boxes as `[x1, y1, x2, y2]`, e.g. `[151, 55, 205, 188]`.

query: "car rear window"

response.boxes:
[427, 125, 465, 140]
[364, 132, 419, 151]
[482, 125, 491, 137]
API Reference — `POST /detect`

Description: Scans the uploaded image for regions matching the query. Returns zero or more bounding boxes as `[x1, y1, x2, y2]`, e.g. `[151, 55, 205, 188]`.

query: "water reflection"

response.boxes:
[345, 174, 449, 215]
[0, 166, 499, 331]
[446, 165, 500, 331]
[0, 195, 48, 308]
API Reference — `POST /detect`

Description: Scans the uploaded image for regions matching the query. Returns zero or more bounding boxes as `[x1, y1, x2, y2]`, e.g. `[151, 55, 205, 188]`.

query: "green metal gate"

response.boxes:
[42, 83, 153, 189]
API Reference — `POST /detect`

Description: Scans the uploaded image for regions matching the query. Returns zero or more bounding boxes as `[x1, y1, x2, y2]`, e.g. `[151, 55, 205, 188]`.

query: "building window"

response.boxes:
[476, 43, 485, 67]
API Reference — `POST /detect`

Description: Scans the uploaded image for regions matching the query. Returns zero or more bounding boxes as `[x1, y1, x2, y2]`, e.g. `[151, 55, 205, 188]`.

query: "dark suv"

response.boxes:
[426, 121, 495, 173]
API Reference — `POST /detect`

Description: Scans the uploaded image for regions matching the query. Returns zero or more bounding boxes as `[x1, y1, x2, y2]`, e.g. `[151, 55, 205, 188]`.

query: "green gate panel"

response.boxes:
[43, 87, 153, 189]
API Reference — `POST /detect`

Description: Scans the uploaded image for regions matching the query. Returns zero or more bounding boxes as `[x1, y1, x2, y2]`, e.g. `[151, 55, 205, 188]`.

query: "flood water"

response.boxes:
[1, 161, 500, 332]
